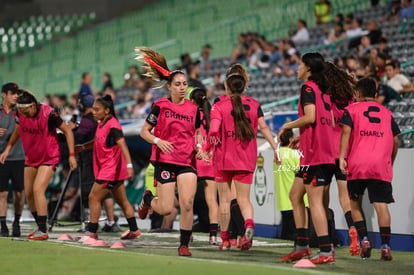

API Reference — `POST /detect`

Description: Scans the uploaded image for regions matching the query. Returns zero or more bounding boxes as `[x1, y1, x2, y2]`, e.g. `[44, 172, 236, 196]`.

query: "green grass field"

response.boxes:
[1, 223, 413, 275]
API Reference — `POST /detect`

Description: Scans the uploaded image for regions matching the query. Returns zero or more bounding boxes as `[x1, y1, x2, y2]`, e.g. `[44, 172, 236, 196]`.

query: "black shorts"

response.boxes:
[199, 177, 215, 182]
[25, 163, 57, 171]
[347, 179, 394, 204]
[0, 160, 24, 191]
[334, 159, 347, 181]
[154, 162, 196, 184]
[95, 180, 123, 192]
[302, 164, 335, 186]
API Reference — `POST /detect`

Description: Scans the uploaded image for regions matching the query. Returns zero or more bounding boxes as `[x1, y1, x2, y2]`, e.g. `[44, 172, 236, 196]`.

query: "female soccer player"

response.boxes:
[206, 63, 279, 251]
[85, 95, 140, 240]
[0, 90, 77, 240]
[136, 47, 203, 256]
[324, 61, 359, 255]
[190, 87, 219, 245]
[278, 52, 336, 264]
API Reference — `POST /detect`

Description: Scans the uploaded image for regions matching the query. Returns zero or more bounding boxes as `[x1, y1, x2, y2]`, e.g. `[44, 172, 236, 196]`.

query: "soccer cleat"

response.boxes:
[27, 229, 38, 239]
[28, 231, 48, 240]
[84, 232, 98, 239]
[229, 238, 237, 247]
[102, 222, 121, 233]
[348, 227, 360, 256]
[209, 236, 218, 245]
[360, 237, 372, 259]
[0, 226, 9, 237]
[280, 248, 311, 262]
[219, 240, 231, 250]
[12, 222, 21, 237]
[380, 244, 393, 261]
[239, 226, 254, 251]
[120, 229, 141, 240]
[310, 252, 335, 264]
[178, 245, 192, 256]
[137, 190, 152, 219]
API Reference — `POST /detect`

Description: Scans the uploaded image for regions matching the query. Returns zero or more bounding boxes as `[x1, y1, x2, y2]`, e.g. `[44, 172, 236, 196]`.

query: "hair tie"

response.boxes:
[143, 56, 171, 77]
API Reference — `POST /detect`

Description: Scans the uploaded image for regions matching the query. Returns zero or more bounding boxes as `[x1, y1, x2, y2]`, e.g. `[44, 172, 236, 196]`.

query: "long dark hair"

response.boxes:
[226, 64, 255, 142]
[190, 88, 211, 132]
[324, 61, 355, 102]
[135, 47, 185, 87]
[96, 94, 116, 119]
[301, 52, 329, 94]
[17, 90, 38, 105]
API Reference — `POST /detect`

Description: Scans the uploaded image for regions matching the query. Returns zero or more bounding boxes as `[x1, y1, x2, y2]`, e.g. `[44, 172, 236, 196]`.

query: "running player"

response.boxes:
[190, 87, 219, 245]
[205, 63, 279, 251]
[339, 77, 400, 261]
[278, 52, 336, 264]
[84, 95, 140, 240]
[0, 90, 77, 240]
[0, 83, 25, 237]
[136, 47, 203, 256]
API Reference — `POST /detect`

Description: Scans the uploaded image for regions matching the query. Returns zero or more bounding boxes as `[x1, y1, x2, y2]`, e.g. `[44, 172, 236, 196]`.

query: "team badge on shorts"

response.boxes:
[161, 171, 170, 180]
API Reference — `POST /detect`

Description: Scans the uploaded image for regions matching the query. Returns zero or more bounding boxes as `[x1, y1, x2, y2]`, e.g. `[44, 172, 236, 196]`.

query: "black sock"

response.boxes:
[180, 229, 192, 247]
[229, 220, 237, 239]
[380, 227, 391, 246]
[344, 211, 353, 228]
[127, 217, 138, 232]
[209, 223, 218, 237]
[327, 218, 333, 244]
[143, 191, 154, 206]
[318, 235, 332, 253]
[0, 216, 6, 227]
[230, 199, 245, 236]
[31, 211, 39, 226]
[296, 228, 309, 247]
[37, 216, 47, 233]
[88, 222, 99, 233]
[354, 220, 368, 240]
[14, 214, 21, 224]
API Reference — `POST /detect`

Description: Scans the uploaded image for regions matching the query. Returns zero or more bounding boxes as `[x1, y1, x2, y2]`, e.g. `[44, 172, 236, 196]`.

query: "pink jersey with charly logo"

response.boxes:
[93, 116, 128, 181]
[298, 80, 335, 166]
[18, 104, 60, 166]
[341, 101, 397, 182]
[331, 98, 354, 158]
[150, 98, 199, 168]
[208, 95, 260, 173]
[196, 111, 214, 178]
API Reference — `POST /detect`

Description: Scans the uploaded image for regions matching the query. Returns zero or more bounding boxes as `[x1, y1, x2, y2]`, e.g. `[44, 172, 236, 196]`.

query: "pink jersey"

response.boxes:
[18, 104, 60, 166]
[208, 95, 260, 173]
[150, 98, 199, 168]
[298, 81, 335, 166]
[341, 101, 398, 182]
[331, 98, 354, 158]
[93, 117, 128, 181]
[196, 111, 214, 178]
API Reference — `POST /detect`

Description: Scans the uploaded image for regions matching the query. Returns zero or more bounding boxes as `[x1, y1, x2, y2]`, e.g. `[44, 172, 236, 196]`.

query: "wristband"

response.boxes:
[69, 153, 75, 157]
[196, 144, 202, 149]
[127, 163, 133, 168]
[153, 137, 160, 145]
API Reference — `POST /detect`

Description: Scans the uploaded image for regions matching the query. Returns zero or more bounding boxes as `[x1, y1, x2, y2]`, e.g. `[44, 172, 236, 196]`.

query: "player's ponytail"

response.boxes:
[96, 94, 116, 119]
[226, 65, 255, 142]
[324, 61, 355, 102]
[135, 47, 185, 88]
[190, 88, 211, 132]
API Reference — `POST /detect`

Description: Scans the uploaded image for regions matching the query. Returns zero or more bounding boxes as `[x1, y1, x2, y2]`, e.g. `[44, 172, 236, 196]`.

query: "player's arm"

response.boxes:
[205, 105, 222, 153]
[339, 124, 351, 175]
[278, 104, 315, 139]
[59, 122, 77, 170]
[391, 117, 400, 165]
[391, 136, 399, 165]
[0, 124, 20, 164]
[116, 136, 135, 181]
[258, 116, 281, 164]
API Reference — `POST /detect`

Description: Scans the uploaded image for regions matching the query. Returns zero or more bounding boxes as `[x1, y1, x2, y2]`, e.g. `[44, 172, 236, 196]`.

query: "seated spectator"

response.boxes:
[102, 72, 113, 92]
[247, 39, 263, 68]
[378, 38, 392, 56]
[188, 61, 206, 91]
[365, 20, 382, 45]
[289, 20, 310, 43]
[399, 0, 414, 20]
[79, 72, 93, 97]
[371, 76, 402, 105]
[325, 22, 345, 44]
[180, 53, 192, 74]
[345, 18, 363, 38]
[257, 36, 282, 65]
[375, 52, 389, 80]
[357, 35, 373, 57]
[282, 39, 297, 56]
[230, 33, 248, 64]
[314, 0, 332, 25]
[274, 52, 300, 77]
[385, 61, 414, 94]
[381, 0, 402, 22]
[199, 44, 212, 72]
[333, 56, 346, 70]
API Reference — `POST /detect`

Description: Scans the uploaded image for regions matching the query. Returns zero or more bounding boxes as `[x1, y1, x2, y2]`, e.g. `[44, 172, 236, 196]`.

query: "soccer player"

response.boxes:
[84, 95, 140, 240]
[136, 47, 203, 256]
[0, 83, 25, 237]
[205, 63, 279, 251]
[324, 61, 359, 255]
[0, 90, 77, 240]
[339, 77, 400, 261]
[278, 52, 336, 264]
[190, 87, 219, 245]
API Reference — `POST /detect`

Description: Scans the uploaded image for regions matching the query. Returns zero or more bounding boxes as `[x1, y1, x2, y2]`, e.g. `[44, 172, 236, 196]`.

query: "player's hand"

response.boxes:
[156, 139, 174, 154]
[204, 151, 212, 164]
[289, 136, 300, 149]
[339, 158, 348, 175]
[0, 128, 6, 137]
[127, 167, 135, 181]
[195, 147, 203, 160]
[67, 121, 77, 130]
[0, 148, 10, 164]
[69, 156, 77, 170]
